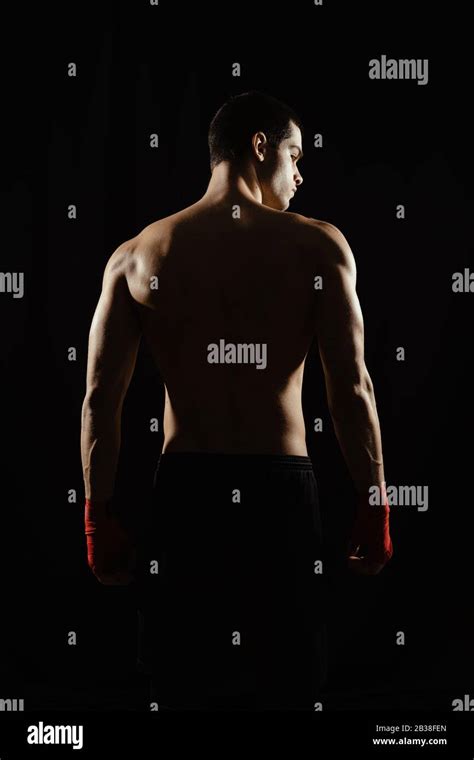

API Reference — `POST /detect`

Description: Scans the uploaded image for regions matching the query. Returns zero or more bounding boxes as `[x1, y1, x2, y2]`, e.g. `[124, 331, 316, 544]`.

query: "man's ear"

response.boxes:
[252, 131, 267, 162]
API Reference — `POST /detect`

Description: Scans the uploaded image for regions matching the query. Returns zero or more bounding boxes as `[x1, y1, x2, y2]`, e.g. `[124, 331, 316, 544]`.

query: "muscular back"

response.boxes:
[125, 201, 329, 455]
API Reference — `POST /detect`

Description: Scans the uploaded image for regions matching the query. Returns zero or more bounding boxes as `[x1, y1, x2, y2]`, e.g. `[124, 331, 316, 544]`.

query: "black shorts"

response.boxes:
[134, 452, 328, 710]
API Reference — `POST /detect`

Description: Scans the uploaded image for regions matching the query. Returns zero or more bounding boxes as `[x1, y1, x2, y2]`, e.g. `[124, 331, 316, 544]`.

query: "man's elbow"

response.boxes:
[327, 371, 375, 415]
[82, 387, 123, 418]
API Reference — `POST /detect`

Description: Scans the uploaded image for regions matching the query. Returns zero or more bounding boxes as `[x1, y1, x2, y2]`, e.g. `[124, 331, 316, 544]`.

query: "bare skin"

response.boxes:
[81, 120, 390, 580]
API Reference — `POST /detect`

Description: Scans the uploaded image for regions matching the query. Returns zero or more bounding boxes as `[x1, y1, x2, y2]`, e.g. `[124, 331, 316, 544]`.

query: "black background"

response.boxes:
[1, 0, 472, 715]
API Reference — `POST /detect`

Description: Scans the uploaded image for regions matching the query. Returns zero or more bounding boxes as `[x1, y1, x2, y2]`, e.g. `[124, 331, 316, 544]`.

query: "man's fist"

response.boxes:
[84, 498, 136, 585]
[348, 490, 393, 576]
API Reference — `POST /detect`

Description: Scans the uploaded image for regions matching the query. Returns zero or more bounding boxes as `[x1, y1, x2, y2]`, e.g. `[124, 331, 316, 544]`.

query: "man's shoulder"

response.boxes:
[109, 212, 185, 270]
[291, 214, 345, 241]
[134, 207, 198, 257]
[289, 214, 352, 264]
[138, 208, 189, 237]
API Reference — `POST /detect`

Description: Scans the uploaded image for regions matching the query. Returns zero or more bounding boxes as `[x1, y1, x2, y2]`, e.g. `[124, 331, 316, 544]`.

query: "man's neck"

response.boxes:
[201, 161, 263, 205]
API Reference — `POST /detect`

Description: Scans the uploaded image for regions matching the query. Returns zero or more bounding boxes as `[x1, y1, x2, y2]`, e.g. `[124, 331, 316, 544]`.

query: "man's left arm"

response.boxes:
[80, 247, 142, 585]
[81, 247, 142, 501]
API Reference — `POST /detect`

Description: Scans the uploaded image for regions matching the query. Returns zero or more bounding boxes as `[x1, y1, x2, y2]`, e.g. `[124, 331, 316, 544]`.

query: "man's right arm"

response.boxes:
[313, 222, 385, 496]
[312, 221, 392, 572]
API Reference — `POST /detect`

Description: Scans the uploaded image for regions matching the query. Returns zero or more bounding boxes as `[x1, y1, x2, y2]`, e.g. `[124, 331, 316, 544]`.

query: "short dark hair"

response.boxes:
[208, 90, 303, 171]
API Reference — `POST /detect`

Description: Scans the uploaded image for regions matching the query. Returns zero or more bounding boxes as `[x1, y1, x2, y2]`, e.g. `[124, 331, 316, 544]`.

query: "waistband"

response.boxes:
[157, 451, 314, 472]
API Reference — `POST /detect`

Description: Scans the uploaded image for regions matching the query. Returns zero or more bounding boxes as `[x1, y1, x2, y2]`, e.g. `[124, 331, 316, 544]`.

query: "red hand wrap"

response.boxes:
[84, 498, 134, 576]
[349, 491, 393, 565]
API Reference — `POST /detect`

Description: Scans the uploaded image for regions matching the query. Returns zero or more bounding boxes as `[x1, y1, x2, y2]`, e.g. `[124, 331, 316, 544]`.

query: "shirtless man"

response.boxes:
[81, 91, 393, 709]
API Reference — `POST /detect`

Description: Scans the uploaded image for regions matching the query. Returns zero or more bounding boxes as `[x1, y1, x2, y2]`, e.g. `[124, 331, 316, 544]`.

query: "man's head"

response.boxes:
[208, 91, 304, 210]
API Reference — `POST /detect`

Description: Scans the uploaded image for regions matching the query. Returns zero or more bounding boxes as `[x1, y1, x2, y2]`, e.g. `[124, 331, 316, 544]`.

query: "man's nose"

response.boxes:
[295, 172, 303, 187]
